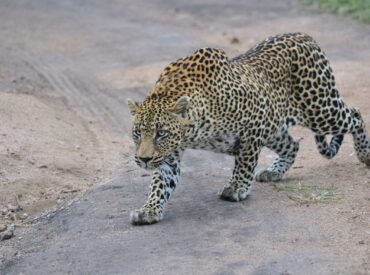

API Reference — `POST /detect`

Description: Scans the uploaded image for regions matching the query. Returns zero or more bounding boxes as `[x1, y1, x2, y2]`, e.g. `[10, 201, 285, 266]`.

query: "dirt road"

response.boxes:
[0, 0, 369, 274]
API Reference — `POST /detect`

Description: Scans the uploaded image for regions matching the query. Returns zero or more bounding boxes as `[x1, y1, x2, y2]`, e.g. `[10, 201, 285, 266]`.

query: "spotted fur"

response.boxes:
[128, 33, 370, 225]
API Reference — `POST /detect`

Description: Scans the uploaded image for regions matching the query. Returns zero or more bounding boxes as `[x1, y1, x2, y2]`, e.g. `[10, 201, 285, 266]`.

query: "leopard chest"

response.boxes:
[182, 126, 241, 155]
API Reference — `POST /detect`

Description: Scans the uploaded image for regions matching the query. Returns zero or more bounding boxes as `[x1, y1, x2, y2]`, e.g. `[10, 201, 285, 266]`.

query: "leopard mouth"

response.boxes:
[135, 156, 166, 170]
[149, 157, 165, 168]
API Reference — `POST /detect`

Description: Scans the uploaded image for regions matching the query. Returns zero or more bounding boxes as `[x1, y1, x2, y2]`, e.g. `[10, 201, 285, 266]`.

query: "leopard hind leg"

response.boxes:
[351, 108, 370, 166]
[311, 104, 370, 166]
[255, 127, 300, 182]
[314, 134, 344, 159]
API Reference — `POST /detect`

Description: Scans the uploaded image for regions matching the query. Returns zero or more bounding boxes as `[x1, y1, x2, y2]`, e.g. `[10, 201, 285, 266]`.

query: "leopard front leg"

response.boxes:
[221, 139, 261, 202]
[130, 154, 181, 225]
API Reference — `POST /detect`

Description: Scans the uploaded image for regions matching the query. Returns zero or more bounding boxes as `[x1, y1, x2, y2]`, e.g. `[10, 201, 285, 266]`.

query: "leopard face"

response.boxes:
[128, 96, 189, 169]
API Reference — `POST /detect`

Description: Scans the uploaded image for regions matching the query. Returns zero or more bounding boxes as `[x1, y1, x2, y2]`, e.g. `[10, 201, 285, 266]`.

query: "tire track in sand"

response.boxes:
[18, 50, 123, 133]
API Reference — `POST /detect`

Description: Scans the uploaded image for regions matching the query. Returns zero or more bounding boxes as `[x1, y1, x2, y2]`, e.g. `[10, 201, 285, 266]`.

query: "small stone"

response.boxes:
[230, 37, 240, 44]
[20, 213, 28, 220]
[0, 224, 6, 232]
[359, 240, 365, 245]
[7, 204, 18, 212]
[0, 224, 15, 241]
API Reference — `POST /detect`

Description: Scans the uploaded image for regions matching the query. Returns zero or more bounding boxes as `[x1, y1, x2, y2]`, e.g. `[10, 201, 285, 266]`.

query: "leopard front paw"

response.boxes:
[255, 170, 283, 182]
[129, 208, 163, 225]
[220, 185, 250, 202]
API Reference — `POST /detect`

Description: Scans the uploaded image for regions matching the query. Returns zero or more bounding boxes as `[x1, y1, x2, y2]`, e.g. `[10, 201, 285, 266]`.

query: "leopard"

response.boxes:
[127, 32, 370, 225]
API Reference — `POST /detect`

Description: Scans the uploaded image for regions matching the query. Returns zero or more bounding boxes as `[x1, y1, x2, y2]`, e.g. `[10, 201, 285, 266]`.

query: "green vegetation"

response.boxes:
[273, 182, 342, 204]
[304, 0, 370, 23]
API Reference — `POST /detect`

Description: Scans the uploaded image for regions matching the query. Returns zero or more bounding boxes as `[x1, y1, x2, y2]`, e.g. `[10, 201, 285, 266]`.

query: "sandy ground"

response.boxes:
[0, 92, 126, 224]
[0, 0, 369, 274]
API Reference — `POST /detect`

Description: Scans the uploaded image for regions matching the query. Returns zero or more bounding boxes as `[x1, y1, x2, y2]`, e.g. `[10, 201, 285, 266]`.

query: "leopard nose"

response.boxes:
[139, 157, 152, 164]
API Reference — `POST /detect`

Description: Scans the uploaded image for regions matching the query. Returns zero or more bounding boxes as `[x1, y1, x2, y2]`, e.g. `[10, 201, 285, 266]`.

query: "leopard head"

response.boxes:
[127, 96, 190, 169]
[127, 47, 229, 169]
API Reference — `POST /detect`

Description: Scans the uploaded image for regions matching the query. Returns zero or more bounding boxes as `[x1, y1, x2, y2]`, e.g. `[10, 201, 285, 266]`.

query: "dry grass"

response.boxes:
[273, 182, 342, 204]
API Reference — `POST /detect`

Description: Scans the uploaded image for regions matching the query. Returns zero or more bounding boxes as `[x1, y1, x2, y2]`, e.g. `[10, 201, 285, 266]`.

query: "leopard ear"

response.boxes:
[127, 98, 139, 116]
[167, 96, 190, 118]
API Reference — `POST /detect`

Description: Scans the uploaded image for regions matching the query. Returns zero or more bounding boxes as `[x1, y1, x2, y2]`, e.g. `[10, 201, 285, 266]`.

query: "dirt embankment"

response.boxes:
[0, 92, 127, 227]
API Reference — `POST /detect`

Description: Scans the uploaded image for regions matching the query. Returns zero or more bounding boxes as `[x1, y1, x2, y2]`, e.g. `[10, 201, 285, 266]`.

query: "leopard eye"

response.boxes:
[156, 130, 168, 140]
[132, 129, 141, 140]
